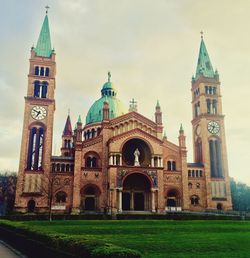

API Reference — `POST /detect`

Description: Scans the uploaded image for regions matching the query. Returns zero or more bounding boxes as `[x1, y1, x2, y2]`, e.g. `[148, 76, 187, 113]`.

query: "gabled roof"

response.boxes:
[63, 115, 72, 136]
[34, 14, 53, 58]
[195, 37, 215, 80]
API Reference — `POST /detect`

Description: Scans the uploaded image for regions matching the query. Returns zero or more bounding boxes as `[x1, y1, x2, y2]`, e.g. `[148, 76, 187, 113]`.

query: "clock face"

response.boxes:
[196, 125, 201, 136]
[31, 106, 47, 120]
[207, 121, 220, 134]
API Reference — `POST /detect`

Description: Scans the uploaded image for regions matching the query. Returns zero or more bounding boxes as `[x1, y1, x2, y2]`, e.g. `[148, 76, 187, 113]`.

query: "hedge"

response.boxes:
[0, 220, 141, 258]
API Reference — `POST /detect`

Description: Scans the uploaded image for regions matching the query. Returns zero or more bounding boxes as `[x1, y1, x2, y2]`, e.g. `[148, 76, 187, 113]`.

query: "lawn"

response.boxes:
[13, 220, 250, 258]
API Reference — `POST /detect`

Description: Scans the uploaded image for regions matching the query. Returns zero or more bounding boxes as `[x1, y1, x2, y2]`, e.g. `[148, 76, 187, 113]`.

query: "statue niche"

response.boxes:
[122, 138, 151, 167]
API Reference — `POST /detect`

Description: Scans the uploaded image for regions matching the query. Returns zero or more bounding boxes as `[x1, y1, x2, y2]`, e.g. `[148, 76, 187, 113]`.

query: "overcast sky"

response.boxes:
[0, 0, 250, 185]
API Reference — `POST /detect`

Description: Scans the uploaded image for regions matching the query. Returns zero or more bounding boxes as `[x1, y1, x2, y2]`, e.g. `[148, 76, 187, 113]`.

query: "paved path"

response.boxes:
[0, 241, 25, 258]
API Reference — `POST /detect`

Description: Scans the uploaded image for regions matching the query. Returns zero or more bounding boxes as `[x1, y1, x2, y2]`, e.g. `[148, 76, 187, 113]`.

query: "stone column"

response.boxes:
[130, 191, 134, 210]
[151, 156, 154, 167]
[160, 157, 163, 167]
[109, 155, 113, 165]
[118, 188, 122, 212]
[151, 189, 156, 212]
[112, 155, 116, 166]
[119, 154, 122, 166]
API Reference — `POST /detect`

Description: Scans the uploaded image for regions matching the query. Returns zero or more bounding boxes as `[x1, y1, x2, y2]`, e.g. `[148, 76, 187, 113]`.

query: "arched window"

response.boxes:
[56, 163, 60, 172]
[70, 164, 74, 172]
[66, 164, 70, 172]
[40, 67, 44, 76]
[55, 191, 67, 203]
[191, 195, 199, 205]
[64, 139, 67, 148]
[34, 81, 40, 97]
[207, 99, 211, 113]
[86, 157, 92, 168]
[45, 67, 50, 77]
[27, 127, 44, 171]
[172, 161, 176, 171]
[91, 128, 95, 138]
[35, 66, 39, 76]
[212, 100, 217, 114]
[41, 81, 48, 98]
[167, 161, 176, 171]
[52, 163, 55, 172]
[209, 139, 223, 178]
[61, 164, 65, 172]
[92, 157, 97, 167]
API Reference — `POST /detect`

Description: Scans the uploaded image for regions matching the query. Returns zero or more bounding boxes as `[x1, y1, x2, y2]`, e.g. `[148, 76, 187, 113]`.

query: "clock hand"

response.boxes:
[36, 111, 41, 117]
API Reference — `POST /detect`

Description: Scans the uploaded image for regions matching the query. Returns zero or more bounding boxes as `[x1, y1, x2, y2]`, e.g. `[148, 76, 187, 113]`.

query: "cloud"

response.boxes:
[0, 0, 249, 185]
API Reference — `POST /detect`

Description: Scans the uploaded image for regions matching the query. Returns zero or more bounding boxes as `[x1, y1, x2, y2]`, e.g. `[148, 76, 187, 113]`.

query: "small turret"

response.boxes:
[155, 100, 162, 125]
[61, 114, 73, 156]
[178, 124, 186, 148]
[76, 115, 82, 142]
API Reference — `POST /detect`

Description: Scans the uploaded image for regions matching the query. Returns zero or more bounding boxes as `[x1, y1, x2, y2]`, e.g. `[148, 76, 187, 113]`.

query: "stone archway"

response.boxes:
[122, 138, 152, 167]
[166, 189, 181, 209]
[121, 173, 153, 211]
[27, 199, 35, 213]
[80, 184, 101, 212]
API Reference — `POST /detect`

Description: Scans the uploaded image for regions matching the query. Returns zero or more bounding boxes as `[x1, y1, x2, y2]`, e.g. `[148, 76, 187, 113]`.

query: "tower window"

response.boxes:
[33, 81, 48, 98]
[35, 66, 39, 76]
[209, 139, 223, 178]
[41, 81, 48, 98]
[40, 67, 44, 76]
[45, 67, 50, 77]
[27, 127, 44, 171]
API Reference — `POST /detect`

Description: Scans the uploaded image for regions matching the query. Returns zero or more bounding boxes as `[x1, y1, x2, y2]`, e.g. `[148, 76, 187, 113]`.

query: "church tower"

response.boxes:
[15, 9, 56, 212]
[191, 33, 232, 210]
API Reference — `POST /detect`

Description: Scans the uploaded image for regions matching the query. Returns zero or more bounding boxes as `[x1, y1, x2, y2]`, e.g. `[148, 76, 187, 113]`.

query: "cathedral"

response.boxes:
[15, 11, 232, 214]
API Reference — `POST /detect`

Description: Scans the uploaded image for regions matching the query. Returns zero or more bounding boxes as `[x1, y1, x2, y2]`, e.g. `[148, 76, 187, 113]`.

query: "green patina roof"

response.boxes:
[34, 14, 53, 58]
[86, 95, 127, 124]
[195, 37, 215, 80]
[86, 76, 127, 125]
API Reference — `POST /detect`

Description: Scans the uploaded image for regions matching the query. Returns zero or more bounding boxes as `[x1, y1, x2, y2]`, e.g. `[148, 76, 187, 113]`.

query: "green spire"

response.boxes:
[34, 14, 52, 58]
[77, 115, 82, 124]
[156, 100, 160, 108]
[179, 123, 184, 134]
[195, 33, 215, 80]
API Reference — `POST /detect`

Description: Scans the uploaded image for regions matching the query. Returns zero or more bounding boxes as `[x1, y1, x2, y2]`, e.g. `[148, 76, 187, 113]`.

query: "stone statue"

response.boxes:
[134, 148, 140, 166]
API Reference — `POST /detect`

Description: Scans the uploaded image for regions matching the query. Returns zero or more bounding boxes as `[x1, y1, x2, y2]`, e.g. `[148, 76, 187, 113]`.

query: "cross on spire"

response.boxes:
[108, 71, 111, 82]
[45, 5, 50, 14]
[200, 30, 204, 39]
[129, 98, 138, 112]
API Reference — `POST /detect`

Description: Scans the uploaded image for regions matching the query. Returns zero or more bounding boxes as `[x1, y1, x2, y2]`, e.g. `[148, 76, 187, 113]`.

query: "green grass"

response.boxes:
[9, 220, 250, 258]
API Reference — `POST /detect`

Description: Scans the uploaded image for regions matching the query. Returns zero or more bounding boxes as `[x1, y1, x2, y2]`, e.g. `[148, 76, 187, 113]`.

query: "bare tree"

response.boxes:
[36, 172, 65, 221]
[0, 171, 17, 215]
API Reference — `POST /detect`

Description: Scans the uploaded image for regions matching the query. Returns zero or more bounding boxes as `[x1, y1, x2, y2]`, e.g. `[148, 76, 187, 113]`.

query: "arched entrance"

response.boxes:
[122, 138, 151, 167]
[81, 185, 100, 212]
[27, 199, 35, 213]
[122, 173, 151, 211]
[217, 203, 223, 210]
[166, 189, 181, 209]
